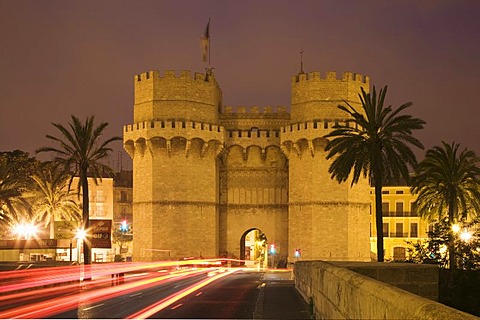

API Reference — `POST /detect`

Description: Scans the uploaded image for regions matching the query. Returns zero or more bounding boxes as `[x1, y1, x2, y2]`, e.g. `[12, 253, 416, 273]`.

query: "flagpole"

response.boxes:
[208, 18, 211, 66]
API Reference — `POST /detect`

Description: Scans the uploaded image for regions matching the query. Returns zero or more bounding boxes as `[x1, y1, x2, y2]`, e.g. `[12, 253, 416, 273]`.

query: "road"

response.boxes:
[0, 261, 266, 319]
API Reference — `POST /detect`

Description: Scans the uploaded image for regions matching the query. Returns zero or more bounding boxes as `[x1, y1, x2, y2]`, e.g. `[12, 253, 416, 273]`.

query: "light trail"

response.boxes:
[0, 268, 211, 319]
[0, 271, 154, 308]
[126, 268, 238, 319]
[0, 259, 245, 318]
[0, 258, 244, 294]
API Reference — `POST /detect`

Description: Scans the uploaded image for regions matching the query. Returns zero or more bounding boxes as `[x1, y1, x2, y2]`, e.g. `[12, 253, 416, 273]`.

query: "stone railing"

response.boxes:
[294, 261, 478, 320]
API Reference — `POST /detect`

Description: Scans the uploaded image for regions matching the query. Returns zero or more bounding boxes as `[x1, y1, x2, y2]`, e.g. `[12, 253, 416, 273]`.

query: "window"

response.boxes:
[393, 247, 406, 261]
[396, 190, 404, 194]
[382, 202, 389, 216]
[396, 202, 404, 217]
[382, 223, 389, 237]
[121, 191, 127, 202]
[396, 223, 403, 237]
[96, 203, 104, 217]
[96, 190, 104, 202]
[411, 223, 418, 237]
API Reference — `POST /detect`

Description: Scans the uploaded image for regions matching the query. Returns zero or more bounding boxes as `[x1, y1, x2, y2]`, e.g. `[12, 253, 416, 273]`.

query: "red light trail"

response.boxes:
[0, 259, 244, 319]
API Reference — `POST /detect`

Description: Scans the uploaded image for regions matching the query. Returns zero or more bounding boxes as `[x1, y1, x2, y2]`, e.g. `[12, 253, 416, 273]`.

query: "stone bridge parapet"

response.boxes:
[294, 261, 478, 320]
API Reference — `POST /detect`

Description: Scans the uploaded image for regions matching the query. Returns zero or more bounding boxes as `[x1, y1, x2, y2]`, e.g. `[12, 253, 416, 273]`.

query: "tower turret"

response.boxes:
[283, 70, 371, 262]
[290, 71, 369, 123]
[134, 70, 222, 124]
[125, 69, 224, 261]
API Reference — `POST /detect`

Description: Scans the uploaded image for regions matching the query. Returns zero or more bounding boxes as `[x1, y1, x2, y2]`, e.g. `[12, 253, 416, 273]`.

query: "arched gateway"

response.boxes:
[124, 69, 372, 263]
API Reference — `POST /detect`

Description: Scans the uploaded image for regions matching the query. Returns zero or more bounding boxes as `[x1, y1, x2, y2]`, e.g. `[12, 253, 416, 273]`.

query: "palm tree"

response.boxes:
[36, 115, 121, 265]
[324, 86, 425, 262]
[30, 164, 81, 239]
[0, 157, 31, 226]
[411, 141, 480, 269]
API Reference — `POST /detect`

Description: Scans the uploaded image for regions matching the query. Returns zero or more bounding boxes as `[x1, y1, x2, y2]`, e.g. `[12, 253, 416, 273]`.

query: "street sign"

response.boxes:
[90, 219, 112, 248]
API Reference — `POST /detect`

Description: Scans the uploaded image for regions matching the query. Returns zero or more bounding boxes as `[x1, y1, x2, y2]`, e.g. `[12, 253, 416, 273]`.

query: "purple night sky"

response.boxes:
[1, 1, 479, 170]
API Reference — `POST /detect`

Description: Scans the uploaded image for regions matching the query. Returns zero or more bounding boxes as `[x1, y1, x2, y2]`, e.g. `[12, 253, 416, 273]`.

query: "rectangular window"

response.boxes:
[396, 202, 404, 217]
[393, 247, 406, 261]
[96, 190, 104, 203]
[411, 223, 418, 237]
[396, 190, 404, 194]
[382, 202, 390, 216]
[96, 203, 104, 217]
[382, 223, 389, 237]
[396, 223, 403, 237]
[121, 191, 127, 202]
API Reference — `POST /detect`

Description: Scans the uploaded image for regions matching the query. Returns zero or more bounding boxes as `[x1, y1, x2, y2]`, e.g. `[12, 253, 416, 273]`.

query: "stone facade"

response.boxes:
[124, 69, 372, 263]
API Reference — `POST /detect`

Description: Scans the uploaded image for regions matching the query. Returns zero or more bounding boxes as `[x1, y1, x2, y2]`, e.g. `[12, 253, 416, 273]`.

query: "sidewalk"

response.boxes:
[253, 269, 311, 319]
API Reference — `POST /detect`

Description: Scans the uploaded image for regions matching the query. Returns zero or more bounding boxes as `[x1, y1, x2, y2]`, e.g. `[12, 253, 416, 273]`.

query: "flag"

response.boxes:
[201, 19, 210, 63]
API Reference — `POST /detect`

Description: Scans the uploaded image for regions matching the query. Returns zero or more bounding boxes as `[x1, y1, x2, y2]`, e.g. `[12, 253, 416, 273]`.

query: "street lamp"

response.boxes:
[459, 229, 473, 242]
[76, 228, 87, 263]
[452, 224, 460, 233]
[13, 222, 37, 240]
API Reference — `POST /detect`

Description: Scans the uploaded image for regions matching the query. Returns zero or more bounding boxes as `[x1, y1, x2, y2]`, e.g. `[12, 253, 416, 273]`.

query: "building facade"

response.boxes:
[113, 170, 133, 260]
[124, 69, 372, 263]
[370, 185, 429, 261]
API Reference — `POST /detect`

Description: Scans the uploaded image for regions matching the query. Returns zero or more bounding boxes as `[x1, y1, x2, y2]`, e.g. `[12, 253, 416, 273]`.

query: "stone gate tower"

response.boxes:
[124, 68, 371, 262]
[124, 70, 223, 260]
[283, 72, 371, 261]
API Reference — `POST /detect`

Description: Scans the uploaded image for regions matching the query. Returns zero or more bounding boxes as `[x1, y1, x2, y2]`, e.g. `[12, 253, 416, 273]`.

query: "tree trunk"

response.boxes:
[448, 199, 456, 270]
[374, 176, 385, 262]
[49, 217, 55, 239]
[81, 168, 91, 266]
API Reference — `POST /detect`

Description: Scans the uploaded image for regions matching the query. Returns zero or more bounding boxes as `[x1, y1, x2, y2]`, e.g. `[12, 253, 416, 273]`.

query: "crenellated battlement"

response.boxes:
[124, 119, 224, 134]
[226, 128, 281, 139]
[135, 70, 216, 84]
[133, 69, 223, 124]
[221, 105, 290, 120]
[290, 70, 370, 122]
[291, 71, 369, 85]
[281, 118, 354, 143]
[222, 105, 288, 114]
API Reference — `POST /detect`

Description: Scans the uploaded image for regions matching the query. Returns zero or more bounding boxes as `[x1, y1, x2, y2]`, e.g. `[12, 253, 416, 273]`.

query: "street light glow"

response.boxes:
[76, 228, 87, 241]
[459, 230, 473, 242]
[12, 222, 38, 239]
[452, 224, 460, 233]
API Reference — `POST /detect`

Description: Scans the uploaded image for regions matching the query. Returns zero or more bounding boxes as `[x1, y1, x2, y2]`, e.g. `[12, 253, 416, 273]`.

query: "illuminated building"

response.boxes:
[369, 185, 429, 261]
[124, 69, 372, 263]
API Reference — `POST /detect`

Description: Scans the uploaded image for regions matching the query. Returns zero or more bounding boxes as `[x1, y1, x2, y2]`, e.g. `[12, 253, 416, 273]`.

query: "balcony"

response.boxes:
[389, 232, 409, 238]
[382, 211, 418, 217]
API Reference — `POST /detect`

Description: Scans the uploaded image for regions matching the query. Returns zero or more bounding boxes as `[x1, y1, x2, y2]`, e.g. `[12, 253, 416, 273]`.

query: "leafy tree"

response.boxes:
[411, 141, 480, 269]
[30, 163, 81, 239]
[324, 86, 425, 262]
[112, 220, 133, 262]
[407, 218, 480, 270]
[0, 153, 35, 226]
[0, 150, 39, 189]
[36, 115, 121, 265]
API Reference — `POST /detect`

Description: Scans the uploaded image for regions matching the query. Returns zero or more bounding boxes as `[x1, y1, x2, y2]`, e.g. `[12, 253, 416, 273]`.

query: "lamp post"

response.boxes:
[76, 228, 87, 264]
[13, 222, 38, 240]
[12, 222, 38, 261]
